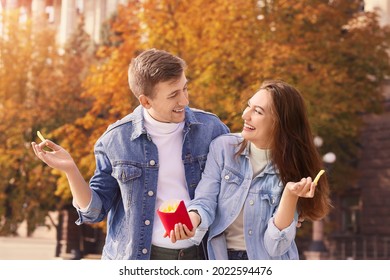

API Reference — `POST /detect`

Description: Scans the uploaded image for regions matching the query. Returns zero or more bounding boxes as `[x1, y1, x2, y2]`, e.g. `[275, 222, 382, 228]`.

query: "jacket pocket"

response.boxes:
[220, 168, 244, 200]
[112, 164, 142, 183]
[111, 163, 142, 210]
[259, 192, 282, 221]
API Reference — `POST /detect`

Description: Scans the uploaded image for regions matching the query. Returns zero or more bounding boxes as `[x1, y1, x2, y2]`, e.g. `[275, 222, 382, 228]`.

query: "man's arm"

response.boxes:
[31, 140, 92, 208]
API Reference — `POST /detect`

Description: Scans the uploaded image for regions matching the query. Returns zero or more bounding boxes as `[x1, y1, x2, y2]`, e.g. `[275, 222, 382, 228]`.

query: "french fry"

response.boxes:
[159, 200, 180, 213]
[37, 131, 46, 142]
[313, 169, 325, 185]
[157, 200, 193, 235]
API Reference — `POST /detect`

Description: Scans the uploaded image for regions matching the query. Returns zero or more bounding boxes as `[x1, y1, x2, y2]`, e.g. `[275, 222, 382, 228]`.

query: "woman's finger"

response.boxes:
[308, 182, 316, 197]
[170, 230, 177, 243]
[182, 224, 195, 238]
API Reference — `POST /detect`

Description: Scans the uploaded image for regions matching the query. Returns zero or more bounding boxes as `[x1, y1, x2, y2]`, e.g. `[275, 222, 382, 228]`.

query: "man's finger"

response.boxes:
[39, 139, 59, 151]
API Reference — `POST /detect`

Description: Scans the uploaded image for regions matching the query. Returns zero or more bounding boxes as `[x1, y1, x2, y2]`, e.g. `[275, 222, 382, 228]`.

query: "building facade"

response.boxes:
[0, 0, 128, 45]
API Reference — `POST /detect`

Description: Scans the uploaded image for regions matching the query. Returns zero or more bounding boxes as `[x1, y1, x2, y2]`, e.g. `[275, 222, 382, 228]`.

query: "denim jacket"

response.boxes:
[187, 133, 299, 260]
[75, 105, 229, 260]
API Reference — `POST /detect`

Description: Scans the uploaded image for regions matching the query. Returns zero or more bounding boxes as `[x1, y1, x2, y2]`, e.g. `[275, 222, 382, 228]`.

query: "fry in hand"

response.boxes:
[37, 131, 46, 142]
[313, 169, 325, 185]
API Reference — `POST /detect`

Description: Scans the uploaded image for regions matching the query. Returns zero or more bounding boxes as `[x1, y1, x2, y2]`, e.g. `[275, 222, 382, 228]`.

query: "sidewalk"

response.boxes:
[0, 218, 57, 260]
[0, 235, 57, 260]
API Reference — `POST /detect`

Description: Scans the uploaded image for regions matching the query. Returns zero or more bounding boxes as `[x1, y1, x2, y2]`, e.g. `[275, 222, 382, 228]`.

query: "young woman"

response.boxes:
[169, 80, 332, 260]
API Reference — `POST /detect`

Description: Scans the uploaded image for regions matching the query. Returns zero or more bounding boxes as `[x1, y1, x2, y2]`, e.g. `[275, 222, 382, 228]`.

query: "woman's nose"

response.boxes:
[242, 107, 250, 120]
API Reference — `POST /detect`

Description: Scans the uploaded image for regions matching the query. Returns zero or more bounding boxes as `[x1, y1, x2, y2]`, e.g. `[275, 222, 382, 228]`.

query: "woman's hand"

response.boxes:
[166, 211, 201, 243]
[285, 177, 316, 198]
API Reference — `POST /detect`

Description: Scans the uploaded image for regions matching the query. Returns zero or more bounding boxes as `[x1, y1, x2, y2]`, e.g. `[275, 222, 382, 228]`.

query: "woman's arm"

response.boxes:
[274, 177, 315, 230]
[168, 138, 225, 243]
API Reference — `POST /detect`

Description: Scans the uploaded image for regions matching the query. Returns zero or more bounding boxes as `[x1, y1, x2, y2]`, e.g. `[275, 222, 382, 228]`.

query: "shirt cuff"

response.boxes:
[267, 216, 296, 241]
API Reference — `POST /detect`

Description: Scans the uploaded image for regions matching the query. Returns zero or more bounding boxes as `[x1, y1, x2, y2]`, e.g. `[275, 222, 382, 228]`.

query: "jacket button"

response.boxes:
[150, 160, 156, 166]
[148, 191, 154, 196]
[144, 220, 151, 225]
[249, 200, 254, 205]
[224, 175, 230, 180]
[248, 230, 253, 235]
[142, 248, 148, 254]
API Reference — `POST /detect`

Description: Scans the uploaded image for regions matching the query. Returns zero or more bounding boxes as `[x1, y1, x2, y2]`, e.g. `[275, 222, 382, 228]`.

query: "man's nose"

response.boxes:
[178, 91, 189, 106]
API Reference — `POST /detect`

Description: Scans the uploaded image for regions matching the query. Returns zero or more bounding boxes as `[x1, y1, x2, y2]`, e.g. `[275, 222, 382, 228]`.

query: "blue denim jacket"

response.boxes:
[187, 133, 299, 260]
[75, 105, 229, 259]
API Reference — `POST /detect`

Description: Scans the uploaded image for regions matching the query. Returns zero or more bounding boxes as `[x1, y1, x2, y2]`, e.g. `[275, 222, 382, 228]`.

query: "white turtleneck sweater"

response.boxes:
[143, 109, 193, 249]
[225, 142, 271, 251]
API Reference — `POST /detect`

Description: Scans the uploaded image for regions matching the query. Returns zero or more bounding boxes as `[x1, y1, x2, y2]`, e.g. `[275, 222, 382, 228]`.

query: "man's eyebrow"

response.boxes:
[168, 79, 188, 85]
[168, 81, 188, 97]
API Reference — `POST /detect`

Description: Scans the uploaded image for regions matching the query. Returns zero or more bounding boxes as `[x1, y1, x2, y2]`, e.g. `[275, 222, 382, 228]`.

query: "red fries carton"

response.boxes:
[157, 200, 193, 236]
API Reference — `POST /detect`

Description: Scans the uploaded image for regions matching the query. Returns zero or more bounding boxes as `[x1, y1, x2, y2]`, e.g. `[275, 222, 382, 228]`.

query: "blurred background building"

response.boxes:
[323, 0, 390, 260]
[0, 0, 128, 45]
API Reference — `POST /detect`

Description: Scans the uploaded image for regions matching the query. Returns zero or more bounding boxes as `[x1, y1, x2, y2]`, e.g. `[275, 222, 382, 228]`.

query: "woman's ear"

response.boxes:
[139, 95, 152, 109]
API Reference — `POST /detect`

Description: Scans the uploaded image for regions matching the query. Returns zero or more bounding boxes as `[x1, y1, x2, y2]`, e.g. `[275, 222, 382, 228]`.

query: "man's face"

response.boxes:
[145, 72, 189, 123]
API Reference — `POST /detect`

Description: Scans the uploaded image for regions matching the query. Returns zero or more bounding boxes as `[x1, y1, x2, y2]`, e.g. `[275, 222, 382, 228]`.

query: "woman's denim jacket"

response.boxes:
[187, 133, 299, 260]
[75, 105, 229, 259]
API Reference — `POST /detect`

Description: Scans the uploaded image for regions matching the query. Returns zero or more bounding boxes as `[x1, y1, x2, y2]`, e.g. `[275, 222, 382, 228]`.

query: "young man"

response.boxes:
[31, 49, 230, 260]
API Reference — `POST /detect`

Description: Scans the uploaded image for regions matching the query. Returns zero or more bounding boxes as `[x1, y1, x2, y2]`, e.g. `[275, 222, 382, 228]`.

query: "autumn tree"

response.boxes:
[0, 10, 60, 236]
[0, 10, 93, 236]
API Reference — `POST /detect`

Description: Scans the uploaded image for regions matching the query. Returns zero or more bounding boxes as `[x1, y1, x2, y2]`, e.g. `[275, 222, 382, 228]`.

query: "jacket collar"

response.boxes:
[130, 105, 201, 141]
[240, 140, 278, 175]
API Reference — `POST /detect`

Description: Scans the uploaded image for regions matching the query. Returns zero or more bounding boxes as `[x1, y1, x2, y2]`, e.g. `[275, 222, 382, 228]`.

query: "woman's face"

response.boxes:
[241, 89, 275, 149]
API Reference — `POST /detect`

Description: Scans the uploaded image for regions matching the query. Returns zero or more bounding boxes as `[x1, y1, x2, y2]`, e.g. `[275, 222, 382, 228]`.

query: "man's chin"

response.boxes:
[171, 113, 185, 123]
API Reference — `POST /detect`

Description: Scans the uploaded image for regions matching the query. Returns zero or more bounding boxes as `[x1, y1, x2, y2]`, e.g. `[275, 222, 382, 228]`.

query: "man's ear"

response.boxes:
[139, 95, 152, 109]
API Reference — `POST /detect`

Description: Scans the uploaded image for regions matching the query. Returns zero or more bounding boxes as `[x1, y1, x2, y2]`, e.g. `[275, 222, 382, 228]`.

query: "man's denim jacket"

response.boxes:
[75, 105, 229, 259]
[187, 134, 299, 260]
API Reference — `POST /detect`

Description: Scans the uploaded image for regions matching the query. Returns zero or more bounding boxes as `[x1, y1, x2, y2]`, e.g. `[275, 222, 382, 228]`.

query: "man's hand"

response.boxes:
[31, 140, 76, 173]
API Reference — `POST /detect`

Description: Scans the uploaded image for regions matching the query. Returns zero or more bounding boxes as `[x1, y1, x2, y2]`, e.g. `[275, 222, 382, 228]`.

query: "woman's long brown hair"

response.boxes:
[237, 80, 331, 220]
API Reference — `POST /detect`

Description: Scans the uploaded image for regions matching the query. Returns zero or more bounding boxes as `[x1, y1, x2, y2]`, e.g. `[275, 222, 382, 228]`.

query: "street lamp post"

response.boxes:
[304, 137, 336, 260]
